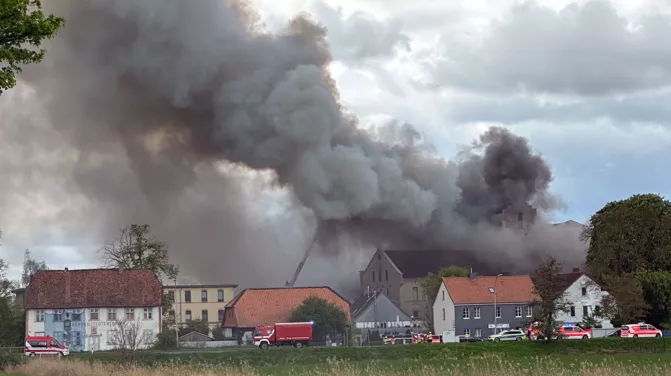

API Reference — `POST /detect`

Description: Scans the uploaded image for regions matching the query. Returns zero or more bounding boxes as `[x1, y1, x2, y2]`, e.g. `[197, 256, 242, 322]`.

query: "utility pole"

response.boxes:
[491, 274, 502, 335]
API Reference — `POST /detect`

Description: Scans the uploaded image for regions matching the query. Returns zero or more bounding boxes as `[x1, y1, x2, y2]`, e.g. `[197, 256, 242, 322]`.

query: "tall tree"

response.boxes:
[0, 0, 65, 93]
[583, 194, 671, 280]
[290, 296, 349, 343]
[21, 249, 47, 286]
[100, 224, 179, 281]
[583, 194, 671, 326]
[421, 266, 469, 330]
[532, 257, 571, 341]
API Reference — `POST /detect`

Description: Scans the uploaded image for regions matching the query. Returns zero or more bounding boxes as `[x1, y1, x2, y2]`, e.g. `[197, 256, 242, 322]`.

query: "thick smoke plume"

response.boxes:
[1, 0, 585, 293]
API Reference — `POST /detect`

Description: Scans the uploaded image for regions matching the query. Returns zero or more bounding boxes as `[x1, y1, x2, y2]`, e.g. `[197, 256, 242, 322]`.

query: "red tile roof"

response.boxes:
[25, 268, 162, 309]
[443, 275, 539, 304]
[223, 287, 351, 328]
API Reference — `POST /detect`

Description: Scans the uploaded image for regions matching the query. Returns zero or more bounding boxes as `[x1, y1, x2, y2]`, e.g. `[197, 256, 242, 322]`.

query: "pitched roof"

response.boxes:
[559, 272, 584, 290]
[25, 268, 162, 309]
[443, 275, 539, 304]
[350, 293, 408, 319]
[223, 287, 351, 328]
[383, 250, 505, 279]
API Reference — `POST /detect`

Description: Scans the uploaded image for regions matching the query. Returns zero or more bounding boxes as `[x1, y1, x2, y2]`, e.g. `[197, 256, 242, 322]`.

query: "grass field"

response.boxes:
[4, 338, 671, 375]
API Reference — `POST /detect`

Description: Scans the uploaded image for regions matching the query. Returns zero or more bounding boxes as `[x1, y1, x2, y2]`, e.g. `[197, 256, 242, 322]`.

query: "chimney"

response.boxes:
[469, 268, 475, 280]
[119, 266, 124, 274]
[64, 267, 68, 271]
[572, 268, 580, 273]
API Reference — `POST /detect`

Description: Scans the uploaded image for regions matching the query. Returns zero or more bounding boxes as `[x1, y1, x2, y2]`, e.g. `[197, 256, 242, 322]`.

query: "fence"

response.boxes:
[179, 340, 238, 348]
[590, 328, 619, 338]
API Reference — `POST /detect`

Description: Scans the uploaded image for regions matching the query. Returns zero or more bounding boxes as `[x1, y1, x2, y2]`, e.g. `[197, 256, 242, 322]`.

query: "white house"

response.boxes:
[24, 268, 163, 352]
[554, 269, 614, 329]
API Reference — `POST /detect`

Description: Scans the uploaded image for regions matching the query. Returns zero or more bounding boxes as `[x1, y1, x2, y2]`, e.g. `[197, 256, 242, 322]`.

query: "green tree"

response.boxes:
[100, 224, 179, 281]
[21, 249, 47, 287]
[598, 275, 648, 326]
[0, 257, 23, 347]
[290, 296, 349, 343]
[635, 270, 671, 328]
[154, 323, 177, 349]
[182, 318, 210, 336]
[583, 194, 671, 326]
[532, 257, 571, 341]
[0, 0, 65, 93]
[421, 266, 469, 330]
[583, 194, 671, 281]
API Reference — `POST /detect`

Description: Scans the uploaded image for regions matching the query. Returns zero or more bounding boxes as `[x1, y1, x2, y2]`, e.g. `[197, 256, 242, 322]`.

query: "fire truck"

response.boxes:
[253, 322, 313, 349]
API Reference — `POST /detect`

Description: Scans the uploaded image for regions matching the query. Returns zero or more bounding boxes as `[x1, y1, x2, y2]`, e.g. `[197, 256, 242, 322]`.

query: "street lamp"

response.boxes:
[489, 274, 503, 335]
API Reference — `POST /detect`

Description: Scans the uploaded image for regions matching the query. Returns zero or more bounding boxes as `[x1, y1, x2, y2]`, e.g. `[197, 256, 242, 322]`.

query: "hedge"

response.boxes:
[70, 338, 671, 367]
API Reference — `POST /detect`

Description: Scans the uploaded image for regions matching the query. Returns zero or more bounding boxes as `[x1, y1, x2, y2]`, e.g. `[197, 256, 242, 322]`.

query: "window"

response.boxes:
[474, 307, 481, 319]
[218, 309, 225, 323]
[464, 328, 471, 336]
[515, 306, 522, 318]
[527, 306, 533, 317]
[496, 306, 501, 318]
[90, 308, 99, 321]
[378, 268, 382, 282]
[201, 290, 208, 302]
[107, 308, 117, 321]
[72, 312, 82, 321]
[202, 310, 209, 322]
[378, 253, 381, 260]
[412, 310, 419, 318]
[168, 290, 175, 302]
[218, 290, 225, 302]
[583, 306, 589, 317]
[107, 330, 117, 345]
[413, 287, 419, 300]
[73, 331, 82, 346]
[143, 308, 153, 320]
[462, 308, 470, 319]
[186, 310, 192, 321]
[570, 306, 575, 317]
[53, 310, 63, 322]
[373, 271, 376, 281]
[385, 288, 389, 296]
[442, 308, 446, 320]
[35, 310, 45, 322]
[184, 290, 191, 303]
[168, 310, 175, 320]
[385, 270, 388, 281]
[125, 308, 135, 320]
[475, 328, 482, 337]
[582, 287, 587, 296]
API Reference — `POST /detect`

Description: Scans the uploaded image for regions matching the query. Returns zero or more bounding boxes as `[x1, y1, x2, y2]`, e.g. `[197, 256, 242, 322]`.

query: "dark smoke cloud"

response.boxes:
[1, 0, 583, 295]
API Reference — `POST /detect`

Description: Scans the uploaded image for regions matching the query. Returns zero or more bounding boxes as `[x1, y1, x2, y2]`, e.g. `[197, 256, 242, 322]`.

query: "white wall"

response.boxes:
[432, 282, 455, 334]
[26, 307, 161, 351]
[555, 275, 614, 329]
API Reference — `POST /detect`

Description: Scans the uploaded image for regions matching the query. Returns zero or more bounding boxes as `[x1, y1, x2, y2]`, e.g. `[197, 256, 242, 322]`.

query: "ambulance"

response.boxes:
[620, 323, 663, 338]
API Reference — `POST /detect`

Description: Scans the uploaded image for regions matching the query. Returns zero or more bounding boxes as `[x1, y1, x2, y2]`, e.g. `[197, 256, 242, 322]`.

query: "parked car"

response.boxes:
[24, 336, 69, 357]
[557, 324, 592, 339]
[488, 329, 527, 342]
[621, 323, 662, 338]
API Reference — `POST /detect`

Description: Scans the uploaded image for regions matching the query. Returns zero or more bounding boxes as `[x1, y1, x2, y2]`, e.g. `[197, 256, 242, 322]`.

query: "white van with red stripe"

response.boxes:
[25, 336, 69, 357]
[620, 323, 662, 338]
[557, 323, 593, 339]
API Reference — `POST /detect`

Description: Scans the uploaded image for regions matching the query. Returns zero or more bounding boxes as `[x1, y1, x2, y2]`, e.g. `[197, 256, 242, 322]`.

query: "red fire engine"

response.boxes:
[254, 322, 313, 349]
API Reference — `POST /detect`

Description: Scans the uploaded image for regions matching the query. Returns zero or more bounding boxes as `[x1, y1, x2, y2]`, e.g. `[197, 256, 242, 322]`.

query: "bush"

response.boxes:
[0, 352, 23, 371]
[154, 328, 177, 350]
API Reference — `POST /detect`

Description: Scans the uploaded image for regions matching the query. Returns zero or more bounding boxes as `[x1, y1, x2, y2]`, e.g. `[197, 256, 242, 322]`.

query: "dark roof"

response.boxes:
[383, 250, 501, 279]
[25, 268, 162, 309]
[223, 287, 351, 328]
[350, 293, 407, 318]
[559, 272, 584, 290]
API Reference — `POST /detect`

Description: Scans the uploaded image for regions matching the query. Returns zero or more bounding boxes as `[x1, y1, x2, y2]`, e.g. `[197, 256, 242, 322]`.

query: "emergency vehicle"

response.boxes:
[620, 323, 663, 338]
[556, 322, 592, 339]
[24, 336, 69, 357]
[254, 322, 313, 349]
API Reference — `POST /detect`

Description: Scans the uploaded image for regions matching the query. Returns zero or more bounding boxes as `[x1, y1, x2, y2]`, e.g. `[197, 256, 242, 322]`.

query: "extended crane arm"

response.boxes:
[286, 229, 320, 288]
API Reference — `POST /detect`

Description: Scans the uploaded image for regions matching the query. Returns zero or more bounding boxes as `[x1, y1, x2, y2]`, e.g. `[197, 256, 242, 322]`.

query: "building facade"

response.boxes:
[223, 287, 351, 345]
[555, 270, 614, 329]
[433, 275, 539, 338]
[163, 284, 238, 334]
[24, 268, 162, 352]
[359, 249, 510, 325]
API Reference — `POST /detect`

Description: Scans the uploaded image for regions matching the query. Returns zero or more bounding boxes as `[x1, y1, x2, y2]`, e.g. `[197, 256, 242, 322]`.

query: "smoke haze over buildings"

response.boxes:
[0, 0, 585, 294]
